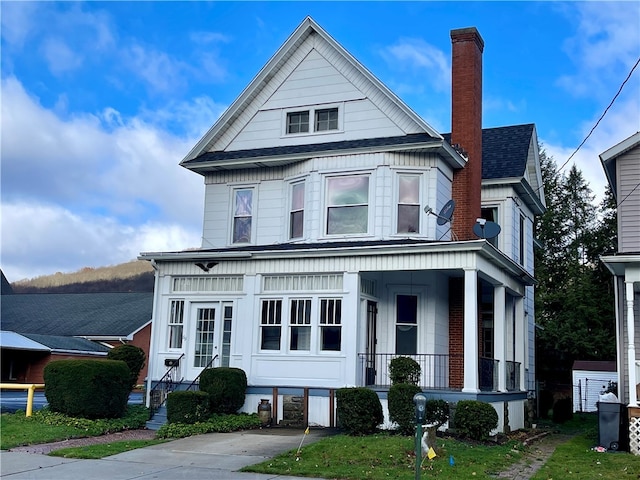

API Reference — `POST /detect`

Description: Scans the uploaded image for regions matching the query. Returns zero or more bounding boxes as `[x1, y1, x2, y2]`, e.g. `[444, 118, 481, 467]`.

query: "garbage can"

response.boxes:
[597, 402, 629, 451]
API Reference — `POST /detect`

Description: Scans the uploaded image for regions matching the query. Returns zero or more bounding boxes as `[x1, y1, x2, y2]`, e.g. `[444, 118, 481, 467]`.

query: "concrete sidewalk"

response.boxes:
[1, 428, 333, 479]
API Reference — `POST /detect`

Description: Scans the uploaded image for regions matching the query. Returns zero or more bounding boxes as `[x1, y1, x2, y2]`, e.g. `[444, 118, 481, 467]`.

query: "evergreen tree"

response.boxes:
[534, 149, 616, 386]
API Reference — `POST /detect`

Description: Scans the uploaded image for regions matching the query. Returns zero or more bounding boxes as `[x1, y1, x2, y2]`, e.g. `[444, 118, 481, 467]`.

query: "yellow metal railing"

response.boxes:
[0, 383, 45, 417]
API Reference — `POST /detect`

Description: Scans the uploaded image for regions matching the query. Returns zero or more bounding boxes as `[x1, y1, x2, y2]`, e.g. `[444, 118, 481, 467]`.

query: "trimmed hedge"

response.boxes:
[336, 387, 383, 436]
[453, 400, 498, 440]
[388, 383, 422, 435]
[389, 357, 421, 385]
[43, 359, 130, 419]
[167, 391, 210, 424]
[199, 367, 247, 414]
[425, 398, 449, 426]
[107, 344, 146, 390]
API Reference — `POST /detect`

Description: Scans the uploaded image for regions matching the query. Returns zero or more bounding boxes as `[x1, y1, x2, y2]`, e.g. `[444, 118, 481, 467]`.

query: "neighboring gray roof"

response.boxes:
[443, 123, 535, 180]
[0, 331, 50, 351]
[0, 292, 152, 338]
[22, 333, 110, 354]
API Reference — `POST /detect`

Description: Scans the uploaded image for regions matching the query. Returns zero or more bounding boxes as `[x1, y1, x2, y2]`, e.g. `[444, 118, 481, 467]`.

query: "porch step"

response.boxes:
[146, 405, 167, 431]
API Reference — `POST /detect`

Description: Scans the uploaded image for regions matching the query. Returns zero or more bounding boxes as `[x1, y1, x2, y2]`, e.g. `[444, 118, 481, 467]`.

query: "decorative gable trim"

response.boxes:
[181, 17, 446, 165]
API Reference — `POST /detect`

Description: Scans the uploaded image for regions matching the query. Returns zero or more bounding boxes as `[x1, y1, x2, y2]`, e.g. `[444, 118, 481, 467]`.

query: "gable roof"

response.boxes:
[181, 16, 465, 171]
[0, 292, 152, 338]
[600, 131, 640, 199]
[0, 331, 50, 351]
[1, 270, 13, 295]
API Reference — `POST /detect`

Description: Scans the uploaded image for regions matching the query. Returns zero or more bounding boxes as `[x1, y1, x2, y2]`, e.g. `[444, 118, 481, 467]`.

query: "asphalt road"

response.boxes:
[0, 390, 144, 413]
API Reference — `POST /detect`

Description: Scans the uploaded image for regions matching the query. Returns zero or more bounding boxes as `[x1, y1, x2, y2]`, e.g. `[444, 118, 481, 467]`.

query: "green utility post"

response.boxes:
[413, 393, 427, 480]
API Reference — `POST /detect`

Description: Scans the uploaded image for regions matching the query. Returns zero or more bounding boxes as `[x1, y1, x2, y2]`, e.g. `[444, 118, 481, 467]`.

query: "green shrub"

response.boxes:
[199, 367, 247, 414]
[336, 387, 383, 436]
[552, 397, 573, 424]
[453, 400, 498, 440]
[167, 391, 210, 424]
[43, 359, 130, 419]
[388, 383, 422, 435]
[107, 344, 146, 390]
[425, 399, 449, 426]
[388, 357, 421, 385]
[157, 413, 262, 439]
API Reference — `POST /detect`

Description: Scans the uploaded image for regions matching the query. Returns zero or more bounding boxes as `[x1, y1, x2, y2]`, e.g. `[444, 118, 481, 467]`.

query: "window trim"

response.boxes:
[324, 173, 371, 237]
[259, 299, 283, 351]
[168, 299, 185, 350]
[289, 181, 305, 240]
[282, 104, 343, 137]
[395, 172, 422, 235]
[230, 186, 255, 245]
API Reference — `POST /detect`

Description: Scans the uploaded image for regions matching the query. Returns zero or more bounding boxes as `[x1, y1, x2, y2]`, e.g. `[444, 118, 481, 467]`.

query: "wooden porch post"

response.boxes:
[494, 285, 507, 392]
[463, 269, 479, 393]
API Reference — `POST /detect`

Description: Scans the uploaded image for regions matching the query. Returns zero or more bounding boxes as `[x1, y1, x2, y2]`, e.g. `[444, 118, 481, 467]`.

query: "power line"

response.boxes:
[558, 57, 640, 172]
[556, 55, 640, 175]
[618, 181, 640, 208]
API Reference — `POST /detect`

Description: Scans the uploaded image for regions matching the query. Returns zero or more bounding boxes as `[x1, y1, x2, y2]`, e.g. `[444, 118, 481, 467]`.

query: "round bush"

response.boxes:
[453, 400, 498, 440]
[425, 399, 449, 426]
[43, 359, 130, 419]
[107, 344, 146, 390]
[388, 383, 422, 435]
[389, 357, 421, 385]
[167, 391, 210, 424]
[336, 387, 383, 436]
[199, 367, 247, 414]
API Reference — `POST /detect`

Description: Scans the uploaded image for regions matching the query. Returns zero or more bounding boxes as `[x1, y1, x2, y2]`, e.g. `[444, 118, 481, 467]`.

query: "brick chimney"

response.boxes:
[450, 27, 484, 241]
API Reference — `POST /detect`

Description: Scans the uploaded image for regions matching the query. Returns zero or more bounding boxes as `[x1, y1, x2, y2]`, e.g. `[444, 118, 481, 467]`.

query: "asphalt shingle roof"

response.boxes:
[22, 333, 110, 353]
[183, 133, 440, 165]
[443, 123, 535, 180]
[0, 292, 152, 337]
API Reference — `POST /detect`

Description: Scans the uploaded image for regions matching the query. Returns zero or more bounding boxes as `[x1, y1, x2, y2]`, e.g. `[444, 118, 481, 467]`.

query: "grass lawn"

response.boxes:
[0, 406, 149, 450]
[531, 434, 640, 479]
[49, 440, 165, 459]
[242, 432, 528, 480]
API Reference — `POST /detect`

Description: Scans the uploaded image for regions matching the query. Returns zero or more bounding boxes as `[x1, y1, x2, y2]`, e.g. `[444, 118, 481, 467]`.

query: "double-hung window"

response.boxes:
[397, 174, 420, 233]
[286, 107, 339, 135]
[168, 300, 185, 349]
[319, 298, 342, 351]
[290, 182, 305, 239]
[289, 299, 311, 350]
[260, 299, 282, 350]
[481, 207, 499, 248]
[326, 175, 369, 235]
[233, 188, 253, 243]
[395, 294, 417, 355]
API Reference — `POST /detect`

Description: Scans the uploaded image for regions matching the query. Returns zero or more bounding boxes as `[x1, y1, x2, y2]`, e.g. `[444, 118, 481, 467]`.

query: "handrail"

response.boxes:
[186, 354, 219, 391]
[0, 383, 45, 417]
[148, 353, 184, 415]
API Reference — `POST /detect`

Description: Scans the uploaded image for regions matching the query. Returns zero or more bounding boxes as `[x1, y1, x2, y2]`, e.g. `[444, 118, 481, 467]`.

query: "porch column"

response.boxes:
[463, 269, 479, 393]
[626, 280, 637, 406]
[494, 285, 506, 392]
[514, 296, 526, 391]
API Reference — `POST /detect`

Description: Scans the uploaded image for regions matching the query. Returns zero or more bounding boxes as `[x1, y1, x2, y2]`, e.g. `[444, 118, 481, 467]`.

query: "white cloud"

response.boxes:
[0, 76, 224, 281]
[381, 38, 450, 93]
[42, 37, 83, 75]
[0, 201, 200, 282]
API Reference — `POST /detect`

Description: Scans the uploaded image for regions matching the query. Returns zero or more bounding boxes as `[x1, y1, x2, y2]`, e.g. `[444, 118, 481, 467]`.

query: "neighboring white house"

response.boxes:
[572, 360, 617, 413]
[140, 18, 545, 432]
[601, 131, 640, 454]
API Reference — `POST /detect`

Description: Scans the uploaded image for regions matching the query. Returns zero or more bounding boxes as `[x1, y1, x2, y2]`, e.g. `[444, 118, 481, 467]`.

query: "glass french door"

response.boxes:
[187, 303, 230, 378]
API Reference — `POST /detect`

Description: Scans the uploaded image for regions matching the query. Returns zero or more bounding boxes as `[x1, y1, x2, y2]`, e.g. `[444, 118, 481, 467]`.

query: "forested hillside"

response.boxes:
[10, 260, 154, 293]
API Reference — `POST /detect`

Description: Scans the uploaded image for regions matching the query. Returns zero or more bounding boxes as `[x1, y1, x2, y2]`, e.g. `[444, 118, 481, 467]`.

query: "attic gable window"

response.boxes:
[287, 111, 309, 134]
[284, 106, 340, 135]
[315, 108, 338, 131]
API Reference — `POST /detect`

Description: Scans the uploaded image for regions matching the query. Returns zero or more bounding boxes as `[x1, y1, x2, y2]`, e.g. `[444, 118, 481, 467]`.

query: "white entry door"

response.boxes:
[187, 303, 221, 379]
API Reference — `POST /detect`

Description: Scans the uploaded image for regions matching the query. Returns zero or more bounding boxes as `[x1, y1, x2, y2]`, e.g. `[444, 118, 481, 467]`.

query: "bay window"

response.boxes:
[326, 175, 369, 235]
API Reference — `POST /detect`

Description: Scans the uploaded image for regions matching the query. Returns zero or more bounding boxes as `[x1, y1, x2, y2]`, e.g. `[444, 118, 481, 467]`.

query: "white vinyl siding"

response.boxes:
[617, 148, 640, 253]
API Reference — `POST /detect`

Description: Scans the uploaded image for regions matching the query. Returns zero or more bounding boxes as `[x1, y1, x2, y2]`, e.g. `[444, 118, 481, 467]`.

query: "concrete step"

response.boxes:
[146, 405, 167, 431]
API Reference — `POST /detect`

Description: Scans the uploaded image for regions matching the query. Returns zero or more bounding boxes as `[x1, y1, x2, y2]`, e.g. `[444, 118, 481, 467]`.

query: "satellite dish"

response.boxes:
[436, 200, 456, 225]
[473, 219, 501, 239]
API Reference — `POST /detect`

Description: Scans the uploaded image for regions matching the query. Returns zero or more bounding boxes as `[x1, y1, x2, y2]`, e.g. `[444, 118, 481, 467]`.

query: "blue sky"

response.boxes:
[2, 1, 639, 282]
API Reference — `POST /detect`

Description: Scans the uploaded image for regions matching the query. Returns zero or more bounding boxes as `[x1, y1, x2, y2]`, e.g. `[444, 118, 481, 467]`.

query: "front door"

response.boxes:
[188, 303, 222, 379]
